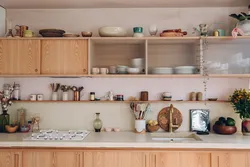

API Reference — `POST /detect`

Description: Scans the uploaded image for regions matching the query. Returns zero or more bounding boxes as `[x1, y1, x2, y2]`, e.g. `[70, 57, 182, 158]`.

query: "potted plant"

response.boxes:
[229, 5, 250, 36]
[229, 89, 250, 135]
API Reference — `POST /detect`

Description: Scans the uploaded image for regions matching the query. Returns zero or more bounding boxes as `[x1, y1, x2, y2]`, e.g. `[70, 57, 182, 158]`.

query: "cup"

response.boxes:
[62, 92, 69, 101]
[135, 120, 146, 134]
[100, 68, 109, 75]
[92, 68, 100, 74]
[30, 94, 36, 101]
[217, 29, 225, 36]
[162, 92, 172, 101]
[37, 94, 43, 101]
[23, 30, 34, 37]
[51, 92, 58, 101]
[109, 66, 117, 74]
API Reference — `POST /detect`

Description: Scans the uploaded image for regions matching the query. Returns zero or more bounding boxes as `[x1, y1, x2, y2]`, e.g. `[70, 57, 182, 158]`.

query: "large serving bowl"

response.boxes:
[99, 27, 127, 37]
[236, 20, 250, 36]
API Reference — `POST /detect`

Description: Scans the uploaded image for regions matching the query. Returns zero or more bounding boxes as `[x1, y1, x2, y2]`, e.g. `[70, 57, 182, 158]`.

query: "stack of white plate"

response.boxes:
[174, 66, 196, 74]
[152, 67, 173, 74]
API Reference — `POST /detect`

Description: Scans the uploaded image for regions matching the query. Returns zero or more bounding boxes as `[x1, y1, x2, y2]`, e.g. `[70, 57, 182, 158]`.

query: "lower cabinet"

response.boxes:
[22, 150, 81, 167]
[83, 151, 146, 167]
[149, 152, 211, 167]
[0, 151, 22, 167]
[211, 152, 250, 167]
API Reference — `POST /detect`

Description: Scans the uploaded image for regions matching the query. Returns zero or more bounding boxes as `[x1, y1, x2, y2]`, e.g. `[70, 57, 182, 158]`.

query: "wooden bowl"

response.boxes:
[213, 124, 237, 135]
[146, 124, 160, 132]
[5, 125, 18, 133]
[81, 31, 92, 37]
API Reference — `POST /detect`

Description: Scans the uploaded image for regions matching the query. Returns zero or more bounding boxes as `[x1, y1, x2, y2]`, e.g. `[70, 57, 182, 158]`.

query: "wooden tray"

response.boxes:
[157, 106, 183, 132]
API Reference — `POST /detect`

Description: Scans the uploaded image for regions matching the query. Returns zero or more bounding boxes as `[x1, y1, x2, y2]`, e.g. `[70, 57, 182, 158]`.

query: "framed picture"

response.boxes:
[190, 109, 210, 132]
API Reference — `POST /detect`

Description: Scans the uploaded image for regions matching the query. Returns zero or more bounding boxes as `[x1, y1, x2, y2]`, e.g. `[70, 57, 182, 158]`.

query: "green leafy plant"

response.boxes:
[229, 89, 250, 119]
[229, 13, 250, 21]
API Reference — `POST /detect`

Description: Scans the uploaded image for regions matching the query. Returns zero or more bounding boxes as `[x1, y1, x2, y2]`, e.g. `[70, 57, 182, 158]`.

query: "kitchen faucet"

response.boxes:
[169, 104, 179, 133]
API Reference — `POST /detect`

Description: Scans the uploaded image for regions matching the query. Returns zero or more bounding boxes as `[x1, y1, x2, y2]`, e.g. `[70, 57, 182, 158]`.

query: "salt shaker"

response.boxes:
[190, 92, 196, 101]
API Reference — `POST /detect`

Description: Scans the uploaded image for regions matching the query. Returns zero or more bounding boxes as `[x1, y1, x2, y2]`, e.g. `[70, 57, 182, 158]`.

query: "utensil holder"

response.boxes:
[62, 92, 69, 101]
[51, 92, 58, 101]
[134, 120, 146, 134]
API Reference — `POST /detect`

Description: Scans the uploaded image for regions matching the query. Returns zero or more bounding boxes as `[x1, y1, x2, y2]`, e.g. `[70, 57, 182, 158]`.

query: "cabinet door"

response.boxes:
[154, 152, 211, 167]
[54, 151, 80, 167]
[0, 151, 13, 167]
[22, 151, 54, 167]
[83, 151, 146, 167]
[41, 40, 88, 75]
[212, 152, 250, 167]
[0, 39, 40, 75]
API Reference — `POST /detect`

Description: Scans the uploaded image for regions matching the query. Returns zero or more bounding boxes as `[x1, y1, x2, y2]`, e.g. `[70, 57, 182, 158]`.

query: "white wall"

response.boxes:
[0, 7, 5, 36]
[4, 7, 249, 131]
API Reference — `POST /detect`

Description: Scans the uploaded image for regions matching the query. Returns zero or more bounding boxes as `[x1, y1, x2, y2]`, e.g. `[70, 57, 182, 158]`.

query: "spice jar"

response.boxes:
[190, 92, 196, 101]
[3, 84, 10, 98]
[116, 95, 124, 101]
[140, 91, 148, 101]
[13, 84, 20, 100]
[197, 92, 203, 101]
[90, 92, 95, 101]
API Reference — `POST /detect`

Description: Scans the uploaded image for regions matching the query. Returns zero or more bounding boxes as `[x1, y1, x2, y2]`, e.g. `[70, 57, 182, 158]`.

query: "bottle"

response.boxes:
[90, 92, 95, 101]
[0, 110, 10, 132]
[13, 84, 20, 100]
[3, 84, 10, 98]
[93, 113, 102, 132]
[27, 120, 32, 132]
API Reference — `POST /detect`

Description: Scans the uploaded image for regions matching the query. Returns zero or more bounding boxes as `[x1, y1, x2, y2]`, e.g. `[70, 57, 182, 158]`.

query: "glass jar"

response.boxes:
[90, 92, 95, 101]
[13, 84, 20, 100]
[51, 92, 58, 101]
[93, 113, 102, 132]
[62, 92, 69, 101]
[0, 110, 10, 133]
[3, 84, 10, 98]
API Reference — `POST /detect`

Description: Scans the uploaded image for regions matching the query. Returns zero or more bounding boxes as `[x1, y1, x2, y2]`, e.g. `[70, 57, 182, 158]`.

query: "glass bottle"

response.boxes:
[93, 113, 102, 132]
[3, 84, 10, 98]
[13, 84, 21, 100]
[5, 29, 14, 37]
[0, 110, 10, 133]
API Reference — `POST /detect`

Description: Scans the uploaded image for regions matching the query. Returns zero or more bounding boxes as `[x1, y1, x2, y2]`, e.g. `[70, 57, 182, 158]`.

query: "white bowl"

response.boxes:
[152, 67, 173, 74]
[131, 58, 145, 67]
[174, 66, 196, 74]
[128, 68, 140, 74]
[99, 27, 127, 37]
[117, 66, 128, 74]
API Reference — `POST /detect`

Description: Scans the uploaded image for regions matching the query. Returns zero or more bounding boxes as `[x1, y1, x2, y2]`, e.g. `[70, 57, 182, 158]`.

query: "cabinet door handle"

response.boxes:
[83, 69, 87, 72]
[14, 152, 22, 167]
[35, 69, 38, 72]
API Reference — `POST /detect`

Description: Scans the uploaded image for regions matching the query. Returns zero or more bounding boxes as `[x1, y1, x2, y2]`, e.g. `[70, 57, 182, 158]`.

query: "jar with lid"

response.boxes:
[3, 84, 10, 98]
[13, 84, 21, 100]
[90, 92, 95, 101]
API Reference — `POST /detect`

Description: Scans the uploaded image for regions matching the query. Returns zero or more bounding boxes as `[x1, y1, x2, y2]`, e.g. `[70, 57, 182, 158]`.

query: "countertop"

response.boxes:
[0, 131, 250, 149]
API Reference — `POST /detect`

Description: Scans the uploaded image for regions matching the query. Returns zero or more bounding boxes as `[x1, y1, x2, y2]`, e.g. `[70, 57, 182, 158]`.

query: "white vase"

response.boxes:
[134, 120, 146, 133]
[236, 20, 250, 36]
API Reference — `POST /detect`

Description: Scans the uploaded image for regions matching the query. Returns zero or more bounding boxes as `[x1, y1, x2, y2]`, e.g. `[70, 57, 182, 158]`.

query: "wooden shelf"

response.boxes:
[13, 100, 229, 103]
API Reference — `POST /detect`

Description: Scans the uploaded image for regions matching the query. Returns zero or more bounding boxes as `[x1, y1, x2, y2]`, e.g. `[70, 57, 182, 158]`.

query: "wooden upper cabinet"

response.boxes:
[41, 39, 88, 75]
[212, 152, 250, 167]
[0, 39, 41, 75]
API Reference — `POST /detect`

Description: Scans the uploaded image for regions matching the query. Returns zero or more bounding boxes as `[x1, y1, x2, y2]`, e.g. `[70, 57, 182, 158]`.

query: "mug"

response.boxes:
[30, 94, 36, 101]
[109, 66, 117, 74]
[100, 68, 109, 75]
[23, 30, 34, 37]
[162, 92, 172, 101]
[92, 68, 100, 74]
[217, 29, 225, 36]
[37, 94, 43, 101]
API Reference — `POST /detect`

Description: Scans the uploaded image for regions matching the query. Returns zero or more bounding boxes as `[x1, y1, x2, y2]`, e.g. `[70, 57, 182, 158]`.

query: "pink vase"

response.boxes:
[242, 119, 250, 136]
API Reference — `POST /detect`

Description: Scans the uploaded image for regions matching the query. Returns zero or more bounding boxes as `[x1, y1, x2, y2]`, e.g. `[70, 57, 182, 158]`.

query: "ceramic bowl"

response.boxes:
[117, 66, 128, 74]
[81, 31, 92, 37]
[127, 68, 140, 74]
[113, 128, 120, 132]
[99, 27, 127, 37]
[105, 127, 112, 132]
[152, 67, 173, 74]
[131, 58, 145, 67]
[213, 125, 237, 135]
[5, 125, 18, 133]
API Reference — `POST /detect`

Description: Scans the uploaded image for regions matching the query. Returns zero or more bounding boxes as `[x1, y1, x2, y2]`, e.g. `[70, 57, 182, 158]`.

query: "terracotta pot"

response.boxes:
[242, 119, 250, 136]
[213, 125, 237, 135]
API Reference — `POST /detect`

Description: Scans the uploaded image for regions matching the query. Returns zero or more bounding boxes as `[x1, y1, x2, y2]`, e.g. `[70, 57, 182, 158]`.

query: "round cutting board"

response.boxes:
[157, 106, 183, 132]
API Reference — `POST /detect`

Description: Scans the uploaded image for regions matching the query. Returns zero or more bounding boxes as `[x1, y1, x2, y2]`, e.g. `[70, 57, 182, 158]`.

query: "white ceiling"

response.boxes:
[1, 0, 249, 9]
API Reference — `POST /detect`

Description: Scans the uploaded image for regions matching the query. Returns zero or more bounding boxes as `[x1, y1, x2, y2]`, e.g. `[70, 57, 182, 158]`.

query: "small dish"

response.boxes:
[81, 31, 92, 37]
[105, 127, 112, 132]
[63, 33, 80, 37]
[5, 125, 18, 133]
[128, 68, 140, 74]
[208, 98, 218, 101]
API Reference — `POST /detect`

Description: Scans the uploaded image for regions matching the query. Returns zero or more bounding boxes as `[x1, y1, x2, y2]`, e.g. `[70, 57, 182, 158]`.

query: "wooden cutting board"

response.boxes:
[157, 106, 183, 132]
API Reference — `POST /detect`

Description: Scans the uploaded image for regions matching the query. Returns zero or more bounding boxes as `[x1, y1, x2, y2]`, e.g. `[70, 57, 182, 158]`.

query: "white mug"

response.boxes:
[37, 94, 43, 101]
[30, 94, 36, 101]
[100, 68, 109, 75]
[92, 68, 100, 74]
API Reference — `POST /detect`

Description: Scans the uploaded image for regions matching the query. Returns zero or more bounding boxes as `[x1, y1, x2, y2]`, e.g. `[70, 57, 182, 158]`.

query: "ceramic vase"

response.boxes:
[93, 113, 102, 132]
[236, 20, 250, 36]
[242, 118, 250, 135]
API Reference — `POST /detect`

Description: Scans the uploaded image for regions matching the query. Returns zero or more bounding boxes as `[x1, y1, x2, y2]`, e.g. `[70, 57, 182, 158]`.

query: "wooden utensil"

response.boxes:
[157, 106, 183, 132]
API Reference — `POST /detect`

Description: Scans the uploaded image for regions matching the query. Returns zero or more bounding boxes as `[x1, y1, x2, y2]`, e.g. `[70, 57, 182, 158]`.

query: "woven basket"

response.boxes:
[146, 124, 160, 132]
